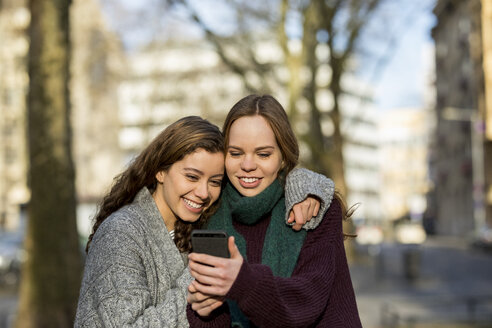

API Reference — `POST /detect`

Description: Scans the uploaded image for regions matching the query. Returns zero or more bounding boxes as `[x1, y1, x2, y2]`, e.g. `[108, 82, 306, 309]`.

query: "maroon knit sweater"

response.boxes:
[187, 198, 362, 327]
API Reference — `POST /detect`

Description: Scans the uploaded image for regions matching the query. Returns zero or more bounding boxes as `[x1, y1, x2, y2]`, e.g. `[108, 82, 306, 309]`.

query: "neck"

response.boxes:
[152, 189, 175, 232]
[163, 217, 175, 232]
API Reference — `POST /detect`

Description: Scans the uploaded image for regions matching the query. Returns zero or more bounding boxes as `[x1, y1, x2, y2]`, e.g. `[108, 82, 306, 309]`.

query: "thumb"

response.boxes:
[287, 210, 294, 223]
[228, 236, 241, 259]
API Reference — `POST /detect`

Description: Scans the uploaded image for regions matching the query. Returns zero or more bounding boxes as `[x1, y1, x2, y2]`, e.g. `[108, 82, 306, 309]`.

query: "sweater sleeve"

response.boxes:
[186, 302, 231, 327]
[284, 167, 335, 230]
[75, 224, 190, 328]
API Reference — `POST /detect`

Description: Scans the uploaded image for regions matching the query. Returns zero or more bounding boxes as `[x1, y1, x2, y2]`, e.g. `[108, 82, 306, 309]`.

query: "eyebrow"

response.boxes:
[183, 167, 224, 178]
[228, 145, 275, 151]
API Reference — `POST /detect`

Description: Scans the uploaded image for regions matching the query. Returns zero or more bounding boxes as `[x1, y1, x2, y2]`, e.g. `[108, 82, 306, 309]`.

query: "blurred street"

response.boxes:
[1, 236, 491, 327]
[352, 236, 492, 327]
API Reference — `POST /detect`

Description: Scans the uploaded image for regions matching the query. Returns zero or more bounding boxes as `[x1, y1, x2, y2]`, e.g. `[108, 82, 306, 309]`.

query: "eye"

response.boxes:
[210, 179, 223, 187]
[228, 150, 241, 157]
[258, 152, 271, 158]
[186, 174, 199, 181]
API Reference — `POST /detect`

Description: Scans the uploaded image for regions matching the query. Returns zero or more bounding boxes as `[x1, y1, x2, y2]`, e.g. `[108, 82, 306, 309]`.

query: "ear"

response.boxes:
[156, 171, 166, 183]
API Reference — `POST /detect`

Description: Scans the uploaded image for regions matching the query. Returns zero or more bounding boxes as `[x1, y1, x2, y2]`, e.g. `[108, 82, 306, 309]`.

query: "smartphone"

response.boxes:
[191, 230, 230, 258]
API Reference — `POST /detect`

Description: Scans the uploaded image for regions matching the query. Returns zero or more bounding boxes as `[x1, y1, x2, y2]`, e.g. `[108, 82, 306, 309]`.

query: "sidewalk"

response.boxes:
[351, 237, 492, 327]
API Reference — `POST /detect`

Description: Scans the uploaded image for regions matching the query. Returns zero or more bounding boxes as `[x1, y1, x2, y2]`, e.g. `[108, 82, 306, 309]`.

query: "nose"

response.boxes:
[240, 154, 256, 172]
[194, 181, 209, 200]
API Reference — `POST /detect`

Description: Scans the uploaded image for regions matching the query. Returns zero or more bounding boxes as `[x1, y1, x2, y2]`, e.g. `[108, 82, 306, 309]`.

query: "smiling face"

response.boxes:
[225, 115, 283, 197]
[153, 149, 225, 231]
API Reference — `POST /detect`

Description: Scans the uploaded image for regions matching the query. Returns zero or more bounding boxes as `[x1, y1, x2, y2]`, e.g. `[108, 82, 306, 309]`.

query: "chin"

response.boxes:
[240, 189, 262, 197]
[179, 214, 201, 224]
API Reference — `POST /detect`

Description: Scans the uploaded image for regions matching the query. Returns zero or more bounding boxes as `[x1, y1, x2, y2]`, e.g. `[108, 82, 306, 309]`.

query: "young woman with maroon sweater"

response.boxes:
[186, 94, 362, 327]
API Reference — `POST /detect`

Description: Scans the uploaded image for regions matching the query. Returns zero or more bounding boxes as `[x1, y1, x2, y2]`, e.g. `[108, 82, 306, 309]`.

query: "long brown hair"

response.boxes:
[86, 116, 224, 253]
[223, 95, 354, 232]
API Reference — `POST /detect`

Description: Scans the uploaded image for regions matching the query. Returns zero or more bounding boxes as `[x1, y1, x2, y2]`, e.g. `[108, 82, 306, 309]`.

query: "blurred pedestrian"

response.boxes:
[187, 95, 362, 327]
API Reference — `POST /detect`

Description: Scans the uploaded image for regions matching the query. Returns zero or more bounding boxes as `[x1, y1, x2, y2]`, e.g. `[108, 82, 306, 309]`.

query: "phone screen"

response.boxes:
[191, 230, 230, 258]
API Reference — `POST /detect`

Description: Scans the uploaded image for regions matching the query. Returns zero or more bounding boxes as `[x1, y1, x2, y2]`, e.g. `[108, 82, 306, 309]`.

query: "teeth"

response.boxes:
[241, 177, 258, 183]
[183, 198, 203, 209]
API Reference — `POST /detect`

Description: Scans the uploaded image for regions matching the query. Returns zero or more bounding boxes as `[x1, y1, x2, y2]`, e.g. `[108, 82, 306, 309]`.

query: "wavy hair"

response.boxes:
[86, 116, 224, 253]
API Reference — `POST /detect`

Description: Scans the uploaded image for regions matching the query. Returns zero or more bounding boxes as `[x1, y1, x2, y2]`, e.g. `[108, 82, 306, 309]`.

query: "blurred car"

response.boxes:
[0, 232, 25, 286]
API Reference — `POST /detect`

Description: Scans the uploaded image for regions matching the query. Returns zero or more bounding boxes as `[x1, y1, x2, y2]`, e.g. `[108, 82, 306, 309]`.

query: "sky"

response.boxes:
[369, 1, 437, 111]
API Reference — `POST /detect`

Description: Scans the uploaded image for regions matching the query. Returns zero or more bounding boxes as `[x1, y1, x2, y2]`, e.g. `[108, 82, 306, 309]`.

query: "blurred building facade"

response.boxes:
[338, 91, 382, 224]
[0, 0, 124, 234]
[70, 0, 124, 203]
[432, 0, 492, 236]
[484, 0, 492, 229]
[70, 0, 126, 236]
[0, 0, 30, 231]
[117, 41, 245, 161]
[379, 108, 434, 225]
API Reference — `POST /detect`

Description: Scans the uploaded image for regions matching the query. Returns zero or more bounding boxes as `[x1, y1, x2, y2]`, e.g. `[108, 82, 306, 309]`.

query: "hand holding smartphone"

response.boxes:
[191, 230, 230, 258]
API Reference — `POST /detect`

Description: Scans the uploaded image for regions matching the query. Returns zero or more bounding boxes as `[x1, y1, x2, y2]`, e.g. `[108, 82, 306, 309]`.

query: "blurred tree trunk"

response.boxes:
[16, 0, 81, 327]
[297, 0, 333, 179]
[278, 0, 303, 122]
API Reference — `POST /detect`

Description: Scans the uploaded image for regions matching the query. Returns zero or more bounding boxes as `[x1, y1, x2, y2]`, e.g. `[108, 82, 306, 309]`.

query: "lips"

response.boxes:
[238, 176, 262, 188]
[182, 198, 204, 213]
[241, 177, 258, 183]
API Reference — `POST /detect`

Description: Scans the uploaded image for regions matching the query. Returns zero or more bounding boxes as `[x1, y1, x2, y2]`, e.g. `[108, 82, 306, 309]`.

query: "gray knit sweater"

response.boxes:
[284, 168, 335, 230]
[74, 168, 334, 327]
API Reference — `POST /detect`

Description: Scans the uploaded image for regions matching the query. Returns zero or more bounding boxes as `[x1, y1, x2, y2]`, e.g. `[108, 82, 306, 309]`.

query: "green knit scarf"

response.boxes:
[207, 179, 307, 327]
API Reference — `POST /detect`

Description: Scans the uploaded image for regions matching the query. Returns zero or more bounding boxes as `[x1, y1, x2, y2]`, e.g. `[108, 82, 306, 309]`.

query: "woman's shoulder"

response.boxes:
[323, 195, 342, 218]
[304, 196, 344, 242]
[92, 204, 146, 247]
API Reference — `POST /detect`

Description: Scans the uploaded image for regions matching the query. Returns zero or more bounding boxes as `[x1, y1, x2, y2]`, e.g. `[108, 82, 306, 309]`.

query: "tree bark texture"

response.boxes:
[16, 0, 81, 327]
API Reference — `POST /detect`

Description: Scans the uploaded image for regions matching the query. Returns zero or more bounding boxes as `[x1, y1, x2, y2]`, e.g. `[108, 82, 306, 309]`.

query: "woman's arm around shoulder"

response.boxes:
[285, 167, 335, 230]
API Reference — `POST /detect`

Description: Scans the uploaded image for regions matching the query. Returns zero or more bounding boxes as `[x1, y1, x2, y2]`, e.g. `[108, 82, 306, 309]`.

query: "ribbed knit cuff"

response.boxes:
[186, 302, 230, 327]
[284, 168, 335, 230]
